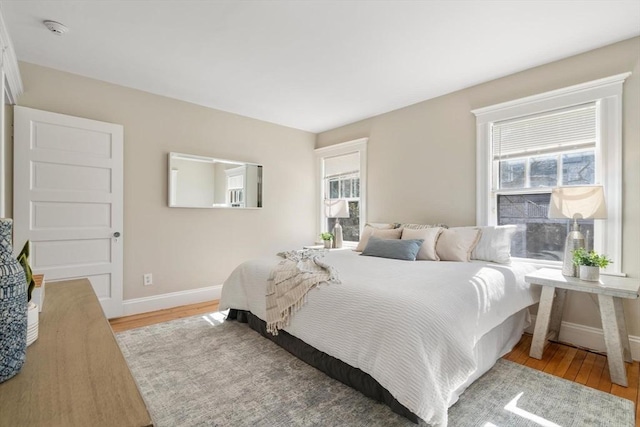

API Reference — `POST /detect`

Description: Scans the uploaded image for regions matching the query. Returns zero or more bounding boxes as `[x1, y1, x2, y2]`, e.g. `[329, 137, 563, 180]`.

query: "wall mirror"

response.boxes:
[168, 152, 263, 208]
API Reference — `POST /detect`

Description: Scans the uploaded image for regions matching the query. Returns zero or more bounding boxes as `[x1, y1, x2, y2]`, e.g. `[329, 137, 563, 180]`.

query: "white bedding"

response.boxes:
[220, 250, 540, 426]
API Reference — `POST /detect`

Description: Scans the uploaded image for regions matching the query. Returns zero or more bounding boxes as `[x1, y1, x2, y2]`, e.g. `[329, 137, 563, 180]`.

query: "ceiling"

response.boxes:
[2, 1, 639, 133]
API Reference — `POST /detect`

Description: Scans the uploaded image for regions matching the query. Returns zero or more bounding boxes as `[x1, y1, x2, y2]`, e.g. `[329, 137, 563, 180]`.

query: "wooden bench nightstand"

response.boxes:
[525, 268, 639, 387]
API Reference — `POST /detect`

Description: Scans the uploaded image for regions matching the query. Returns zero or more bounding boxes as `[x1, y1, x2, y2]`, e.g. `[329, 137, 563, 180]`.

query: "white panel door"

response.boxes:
[13, 106, 124, 318]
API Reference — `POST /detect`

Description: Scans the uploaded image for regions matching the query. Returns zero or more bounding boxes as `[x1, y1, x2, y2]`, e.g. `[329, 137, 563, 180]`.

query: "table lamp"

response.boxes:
[325, 199, 350, 248]
[548, 185, 607, 277]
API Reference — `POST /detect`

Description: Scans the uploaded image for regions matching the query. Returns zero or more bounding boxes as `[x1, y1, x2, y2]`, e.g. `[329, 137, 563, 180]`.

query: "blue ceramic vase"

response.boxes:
[0, 218, 27, 383]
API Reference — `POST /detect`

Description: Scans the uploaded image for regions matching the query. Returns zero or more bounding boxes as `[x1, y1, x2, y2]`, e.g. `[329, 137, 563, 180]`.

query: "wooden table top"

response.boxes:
[0, 279, 153, 427]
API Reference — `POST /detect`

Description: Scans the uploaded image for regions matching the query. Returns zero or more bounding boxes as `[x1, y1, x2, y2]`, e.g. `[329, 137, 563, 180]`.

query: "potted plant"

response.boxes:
[320, 232, 333, 249]
[572, 247, 612, 282]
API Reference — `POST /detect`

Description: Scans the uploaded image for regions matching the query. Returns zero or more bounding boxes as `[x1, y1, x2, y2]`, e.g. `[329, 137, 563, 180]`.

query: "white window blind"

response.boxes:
[492, 103, 596, 160]
[324, 152, 359, 177]
[227, 174, 243, 189]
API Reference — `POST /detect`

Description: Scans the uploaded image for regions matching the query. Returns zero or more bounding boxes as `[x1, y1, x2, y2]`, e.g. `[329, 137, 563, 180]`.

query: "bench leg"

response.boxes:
[613, 297, 632, 363]
[598, 294, 628, 387]
[548, 288, 566, 341]
[530, 286, 556, 359]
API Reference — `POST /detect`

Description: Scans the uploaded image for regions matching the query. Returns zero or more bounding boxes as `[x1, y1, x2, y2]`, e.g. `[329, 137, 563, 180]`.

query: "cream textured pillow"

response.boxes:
[436, 227, 481, 262]
[355, 226, 403, 252]
[401, 227, 443, 261]
[366, 222, 396, 229]
[471, 225, 517, 264]
[400, 223, 448, 230]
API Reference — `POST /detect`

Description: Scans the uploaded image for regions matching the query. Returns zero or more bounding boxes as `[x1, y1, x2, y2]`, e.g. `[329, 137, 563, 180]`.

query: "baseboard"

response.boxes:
[122, 285, 222, 317]
[528, 314, 640, 361]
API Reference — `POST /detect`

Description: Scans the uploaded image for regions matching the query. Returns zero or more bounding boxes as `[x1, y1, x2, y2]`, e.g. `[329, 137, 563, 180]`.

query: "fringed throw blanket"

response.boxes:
[266, 249, 339, 335]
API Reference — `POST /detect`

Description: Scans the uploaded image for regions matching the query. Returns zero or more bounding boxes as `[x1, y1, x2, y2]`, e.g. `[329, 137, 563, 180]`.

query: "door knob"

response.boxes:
[113, 232, 121, 238]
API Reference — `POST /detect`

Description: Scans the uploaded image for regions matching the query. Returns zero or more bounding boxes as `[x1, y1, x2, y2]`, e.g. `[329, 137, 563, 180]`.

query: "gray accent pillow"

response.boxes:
[361, 236, 424, 261]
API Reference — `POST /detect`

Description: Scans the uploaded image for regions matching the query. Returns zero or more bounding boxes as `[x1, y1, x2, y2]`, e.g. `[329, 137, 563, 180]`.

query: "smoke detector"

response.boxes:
[43, 20, 69, 36]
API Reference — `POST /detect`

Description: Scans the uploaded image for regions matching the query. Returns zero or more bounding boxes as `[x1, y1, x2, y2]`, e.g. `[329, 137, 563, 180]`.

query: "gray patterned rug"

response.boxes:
[116, 312, 635, 427]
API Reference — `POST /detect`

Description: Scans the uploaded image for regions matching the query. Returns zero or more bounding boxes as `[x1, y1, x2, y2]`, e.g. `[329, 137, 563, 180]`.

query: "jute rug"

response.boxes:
[116, 312, 635, 427]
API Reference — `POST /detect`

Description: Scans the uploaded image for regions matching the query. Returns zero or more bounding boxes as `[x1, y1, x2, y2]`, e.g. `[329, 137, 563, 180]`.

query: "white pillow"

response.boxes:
[401, 227, 443, 261]
[436, 227, 481, 262]
[471, 225, 517, 264]
[355, 226, 402, 252]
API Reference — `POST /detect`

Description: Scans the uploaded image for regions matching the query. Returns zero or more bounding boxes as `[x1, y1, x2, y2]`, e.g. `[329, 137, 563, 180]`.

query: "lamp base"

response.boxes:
[562, 230, 585, 277]
[333, 222, 343, 249]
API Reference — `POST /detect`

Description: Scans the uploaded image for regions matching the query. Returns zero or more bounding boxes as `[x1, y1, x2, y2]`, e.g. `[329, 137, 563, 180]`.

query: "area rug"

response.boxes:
[115, 313, 635, 427]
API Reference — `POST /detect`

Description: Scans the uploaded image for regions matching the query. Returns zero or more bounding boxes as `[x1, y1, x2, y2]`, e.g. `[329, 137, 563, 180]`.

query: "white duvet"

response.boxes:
[220, 250, 540, 426]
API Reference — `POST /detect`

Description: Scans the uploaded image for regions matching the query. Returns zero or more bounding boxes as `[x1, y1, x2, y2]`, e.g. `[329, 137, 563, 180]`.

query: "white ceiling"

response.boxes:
[2, 1, 639, 133]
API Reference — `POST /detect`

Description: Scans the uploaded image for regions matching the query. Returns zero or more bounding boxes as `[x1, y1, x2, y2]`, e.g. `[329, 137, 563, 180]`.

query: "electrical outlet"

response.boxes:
[143, 273, 153, 286]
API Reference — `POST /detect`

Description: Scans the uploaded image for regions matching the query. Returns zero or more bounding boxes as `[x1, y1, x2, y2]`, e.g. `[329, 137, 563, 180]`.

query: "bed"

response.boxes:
[219, 249, 540, 426]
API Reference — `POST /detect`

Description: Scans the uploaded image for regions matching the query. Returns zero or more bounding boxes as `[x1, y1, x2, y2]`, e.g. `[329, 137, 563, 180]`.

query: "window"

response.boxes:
[493, 104, 597, 260]
[315, 138, 367, 245]
[225, 166, 245, 208]
[473, 73, 629, 272]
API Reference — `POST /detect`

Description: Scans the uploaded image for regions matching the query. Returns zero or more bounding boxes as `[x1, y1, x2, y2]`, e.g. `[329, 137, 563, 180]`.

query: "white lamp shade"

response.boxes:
[548, 185, 607, 220]
[324, 199, 350, 218]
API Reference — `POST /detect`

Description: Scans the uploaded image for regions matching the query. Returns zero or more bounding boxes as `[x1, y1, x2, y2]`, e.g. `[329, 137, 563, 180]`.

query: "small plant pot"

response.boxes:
[323, 240, 332, 249]
[579, 265, 600, 282]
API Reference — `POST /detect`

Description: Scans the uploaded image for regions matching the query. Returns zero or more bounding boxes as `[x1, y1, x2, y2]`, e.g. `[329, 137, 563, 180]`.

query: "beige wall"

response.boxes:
[13, 62, 316, 300]
[317, 37, 640, 336]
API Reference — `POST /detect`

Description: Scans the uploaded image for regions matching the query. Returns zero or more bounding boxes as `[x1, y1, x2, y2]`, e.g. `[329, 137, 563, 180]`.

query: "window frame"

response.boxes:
[472, 73, 630, 274]
[315, 138, 368, 248]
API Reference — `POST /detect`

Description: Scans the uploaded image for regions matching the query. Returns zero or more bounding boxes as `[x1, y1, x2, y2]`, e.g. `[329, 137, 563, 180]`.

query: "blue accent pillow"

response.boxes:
[361, 236, 425, 261]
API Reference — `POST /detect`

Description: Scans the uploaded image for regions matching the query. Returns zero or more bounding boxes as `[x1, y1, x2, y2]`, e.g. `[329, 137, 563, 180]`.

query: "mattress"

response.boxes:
[220, 250, 540, 426]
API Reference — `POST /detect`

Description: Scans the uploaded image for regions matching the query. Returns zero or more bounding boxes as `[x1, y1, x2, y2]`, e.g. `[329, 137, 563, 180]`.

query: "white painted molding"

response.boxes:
[314, 137, 368, 155]
[121, 285, 222, 317]
[527, 314, 640, 361]
[0, 7, 23, 104]
[471, 72, 631, 122]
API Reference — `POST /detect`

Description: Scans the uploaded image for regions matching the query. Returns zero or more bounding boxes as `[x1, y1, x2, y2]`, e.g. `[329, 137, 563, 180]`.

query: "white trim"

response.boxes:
[0, 69, 4, 218]
[597, 91, 623, 275]
[473, 73, 629, 274]
[0, 9, 23, 104]
[471, 73, 631, 122]
[0, 5, 22, 217]
[527, 314, 640, 361]
[121, 285, 222, 317]
[314, 137, 369, 155]
[315, 138, 368, 237]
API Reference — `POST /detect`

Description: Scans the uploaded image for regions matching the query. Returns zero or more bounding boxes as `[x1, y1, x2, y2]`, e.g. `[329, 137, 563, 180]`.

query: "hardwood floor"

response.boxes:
[109, 300, 219, 333]
[110, 302, 639, 424]
[504, 333, 640, 425]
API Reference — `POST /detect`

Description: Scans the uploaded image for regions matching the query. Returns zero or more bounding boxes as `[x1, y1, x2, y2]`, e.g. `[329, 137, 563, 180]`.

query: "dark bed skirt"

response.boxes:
[227, 309, 419, 424]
